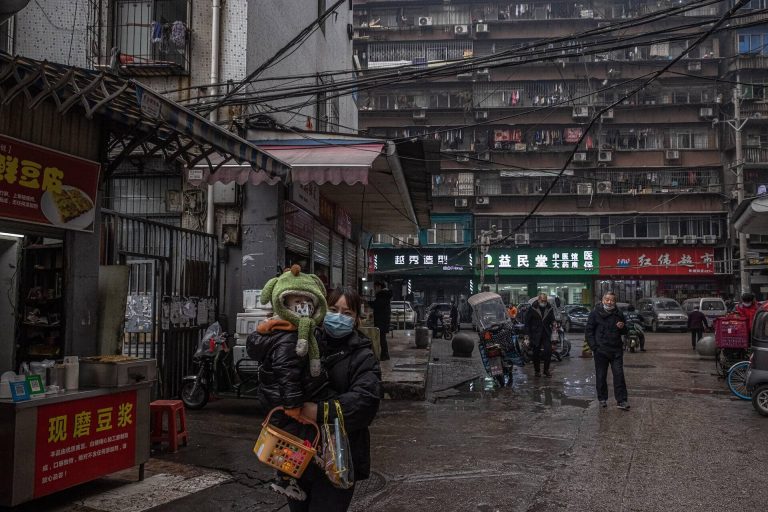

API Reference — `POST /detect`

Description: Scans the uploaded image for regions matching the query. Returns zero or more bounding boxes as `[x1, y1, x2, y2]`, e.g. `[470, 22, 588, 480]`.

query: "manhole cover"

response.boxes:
[353, 470, 386, 498]
[624, 364, 656, 368]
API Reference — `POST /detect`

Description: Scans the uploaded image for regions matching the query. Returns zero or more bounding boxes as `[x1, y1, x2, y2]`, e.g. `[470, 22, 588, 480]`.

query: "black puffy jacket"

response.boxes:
[524, 303, 556, 347]
[586, 305, 628, 354]
[246, 328, 306, 409]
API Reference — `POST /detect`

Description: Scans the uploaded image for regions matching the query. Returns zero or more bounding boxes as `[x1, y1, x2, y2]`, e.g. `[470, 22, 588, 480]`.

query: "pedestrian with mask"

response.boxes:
[368, 281, 392, 361]
[524, 292, 556, 377]
[737, 292, 759, 338]
[687, 305, 708, 350]
[586, 292, 630, 410]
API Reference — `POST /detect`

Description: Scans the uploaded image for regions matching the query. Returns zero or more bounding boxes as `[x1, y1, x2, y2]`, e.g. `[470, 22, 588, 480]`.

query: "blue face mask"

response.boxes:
[324, 312, 355, 338]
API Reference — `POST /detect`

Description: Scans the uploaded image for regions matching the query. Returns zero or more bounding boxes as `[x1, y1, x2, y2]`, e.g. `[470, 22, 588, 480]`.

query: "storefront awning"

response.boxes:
[734, 196, 768, 234]
[0, 54, 291, 176]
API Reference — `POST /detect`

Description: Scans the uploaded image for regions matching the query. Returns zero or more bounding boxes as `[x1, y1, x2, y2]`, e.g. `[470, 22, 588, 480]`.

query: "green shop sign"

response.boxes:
[483, 248, 599, 275]
[370, 248, 473, 275]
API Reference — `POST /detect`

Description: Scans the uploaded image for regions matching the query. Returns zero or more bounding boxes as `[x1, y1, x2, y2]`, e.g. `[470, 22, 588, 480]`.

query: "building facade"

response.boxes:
[353, 0, 768, 305]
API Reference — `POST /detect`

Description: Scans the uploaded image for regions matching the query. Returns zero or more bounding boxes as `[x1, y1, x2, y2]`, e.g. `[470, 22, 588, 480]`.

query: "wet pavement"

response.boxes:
[6, 331, 768, 512]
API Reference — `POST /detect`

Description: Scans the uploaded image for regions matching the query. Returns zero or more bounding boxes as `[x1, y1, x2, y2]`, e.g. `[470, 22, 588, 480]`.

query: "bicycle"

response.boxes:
[726, 360, 751, 400]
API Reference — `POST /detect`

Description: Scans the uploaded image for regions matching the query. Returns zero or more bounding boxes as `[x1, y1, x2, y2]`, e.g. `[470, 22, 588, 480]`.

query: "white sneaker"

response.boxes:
[270, 477, 306, 501]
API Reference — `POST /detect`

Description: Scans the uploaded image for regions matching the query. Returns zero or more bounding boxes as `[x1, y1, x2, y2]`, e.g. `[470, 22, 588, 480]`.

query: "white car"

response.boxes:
[390, 301, 416, 329]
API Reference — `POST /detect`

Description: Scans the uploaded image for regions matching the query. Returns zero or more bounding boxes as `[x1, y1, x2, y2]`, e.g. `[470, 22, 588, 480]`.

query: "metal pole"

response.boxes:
[206, 0, 222, 235]
[734, 81, 749, 295]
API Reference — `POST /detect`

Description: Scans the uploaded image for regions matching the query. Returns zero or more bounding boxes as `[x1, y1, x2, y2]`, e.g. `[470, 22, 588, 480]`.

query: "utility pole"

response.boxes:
[729, 80, 750, 294]
[479, 226, 500, 292]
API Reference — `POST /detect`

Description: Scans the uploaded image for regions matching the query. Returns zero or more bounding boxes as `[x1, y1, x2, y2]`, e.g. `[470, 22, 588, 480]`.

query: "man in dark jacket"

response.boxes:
[368, 281, 392, 361]
[450, 302, 459, 332]
[586, 292, 630, 410]
[524, 292, 556, 377]
[687, 305, 708, 350]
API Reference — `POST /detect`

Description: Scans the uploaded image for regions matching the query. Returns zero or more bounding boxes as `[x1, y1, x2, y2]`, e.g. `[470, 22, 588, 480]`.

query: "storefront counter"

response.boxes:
[0, 382, 152, 507]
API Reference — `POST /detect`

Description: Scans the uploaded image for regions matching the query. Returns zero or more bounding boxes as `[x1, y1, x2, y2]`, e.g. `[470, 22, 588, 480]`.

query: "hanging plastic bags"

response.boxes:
[316, 400, 354, 489]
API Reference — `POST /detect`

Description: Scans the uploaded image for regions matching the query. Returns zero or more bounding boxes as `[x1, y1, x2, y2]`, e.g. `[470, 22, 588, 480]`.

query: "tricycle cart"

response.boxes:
[713, 313, 750, 377]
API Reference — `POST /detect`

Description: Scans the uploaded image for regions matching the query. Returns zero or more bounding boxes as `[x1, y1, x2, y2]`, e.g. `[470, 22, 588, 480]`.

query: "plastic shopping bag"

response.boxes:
[316, 400, 354, 489]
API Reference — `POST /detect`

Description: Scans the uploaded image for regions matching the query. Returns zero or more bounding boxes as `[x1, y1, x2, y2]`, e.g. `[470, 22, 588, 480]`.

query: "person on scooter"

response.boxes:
[524, 292, 556, 377]
[586, 292, 630, 410]
[624, 305, 646, 352]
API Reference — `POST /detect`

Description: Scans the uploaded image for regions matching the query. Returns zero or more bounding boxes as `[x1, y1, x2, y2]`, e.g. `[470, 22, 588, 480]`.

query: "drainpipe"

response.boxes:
[206, 0, 222, 235]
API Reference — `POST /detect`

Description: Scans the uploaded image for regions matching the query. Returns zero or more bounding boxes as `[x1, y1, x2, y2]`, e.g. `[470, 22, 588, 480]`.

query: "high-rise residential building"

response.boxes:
[355, 0, 767, 308]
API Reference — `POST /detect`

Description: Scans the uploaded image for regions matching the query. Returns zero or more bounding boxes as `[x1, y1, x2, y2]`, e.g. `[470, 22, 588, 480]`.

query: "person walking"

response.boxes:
[368, 281, 392, 361]
[687, 305, 708, 350]
[737, 292, 759, 338]
[450, 301, 459, 332]
[288, 287, 382, 512]
[524, 292, 556, 377]
[586, 292, 630, 410]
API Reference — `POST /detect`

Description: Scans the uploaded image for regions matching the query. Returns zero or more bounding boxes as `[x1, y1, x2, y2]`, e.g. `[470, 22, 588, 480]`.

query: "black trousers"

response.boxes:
[288, 463, 356, 512]
[532, 341, 552, 373]
[594, 349, 628, 403]
[691, 328, 704, 348]
[378, 329, 390, 360]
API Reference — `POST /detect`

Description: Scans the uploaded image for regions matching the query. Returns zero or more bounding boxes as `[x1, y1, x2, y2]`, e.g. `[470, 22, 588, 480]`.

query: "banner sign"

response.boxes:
[34, 390, 137, 498]
[600, 247, 715, 275]
[0, 134, 101, 232]
[484, 248, 598, 275]
[369, 248, 474, 275]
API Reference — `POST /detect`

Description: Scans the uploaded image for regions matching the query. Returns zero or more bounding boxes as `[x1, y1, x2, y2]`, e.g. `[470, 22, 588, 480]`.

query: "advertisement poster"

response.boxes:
[600, 247, 716, 275]
[34, 390, 137, 498]
[0, 134, 101, 232]
[484, 248, 599, 275]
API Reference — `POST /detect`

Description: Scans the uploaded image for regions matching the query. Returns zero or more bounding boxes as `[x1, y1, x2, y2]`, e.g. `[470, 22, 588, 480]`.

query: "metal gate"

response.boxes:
[101, 210, 218, 398]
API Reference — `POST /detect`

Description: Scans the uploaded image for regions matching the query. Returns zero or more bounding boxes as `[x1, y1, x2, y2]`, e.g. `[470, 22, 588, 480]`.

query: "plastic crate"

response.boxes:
[714, 315, 749, 349]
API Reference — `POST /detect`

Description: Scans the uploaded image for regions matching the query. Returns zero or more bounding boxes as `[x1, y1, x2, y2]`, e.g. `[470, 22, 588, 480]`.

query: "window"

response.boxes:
[738, 33, 768, 55]
[434, 223, 464, 244]
[114, 0, 189, 74]
[0, 17, 12, 54]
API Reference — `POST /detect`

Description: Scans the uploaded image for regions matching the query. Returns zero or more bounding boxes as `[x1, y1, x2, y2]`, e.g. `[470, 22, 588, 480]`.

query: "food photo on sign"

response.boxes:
[0, 134, 101, 232]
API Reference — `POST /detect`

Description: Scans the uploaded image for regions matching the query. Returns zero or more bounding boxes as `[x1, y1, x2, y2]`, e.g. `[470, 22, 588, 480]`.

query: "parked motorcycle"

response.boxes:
[624, 321, 644, 353]
[469, 292, 525, 387]
[180, 322, 261, 410]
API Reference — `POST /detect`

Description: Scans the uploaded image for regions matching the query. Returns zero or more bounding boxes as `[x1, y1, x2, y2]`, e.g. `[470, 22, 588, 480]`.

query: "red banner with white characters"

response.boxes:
[0, 134, 101, 232]
[34, 391, 137, 498]
[600, 247, 716, 276]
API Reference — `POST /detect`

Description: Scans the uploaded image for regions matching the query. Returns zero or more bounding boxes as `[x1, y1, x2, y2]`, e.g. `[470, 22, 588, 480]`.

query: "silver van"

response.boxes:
[682, 297, 727, 324]
[636, 298, 688, 332]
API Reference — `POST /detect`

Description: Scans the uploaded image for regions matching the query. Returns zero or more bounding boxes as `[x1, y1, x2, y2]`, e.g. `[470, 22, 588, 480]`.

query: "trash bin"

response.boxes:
[415, 327, 430, 348]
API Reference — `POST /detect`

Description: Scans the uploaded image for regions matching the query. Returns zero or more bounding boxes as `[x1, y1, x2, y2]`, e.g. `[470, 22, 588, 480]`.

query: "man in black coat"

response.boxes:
[368, 281, 392, 361]
[687, 305, 708, 350]
[524, 292, 556, 377]
[586, 292, 630, 410]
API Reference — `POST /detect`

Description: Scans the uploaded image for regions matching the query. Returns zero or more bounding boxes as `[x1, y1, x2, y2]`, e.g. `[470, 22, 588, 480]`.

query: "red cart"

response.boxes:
[713, 314, 750, 376]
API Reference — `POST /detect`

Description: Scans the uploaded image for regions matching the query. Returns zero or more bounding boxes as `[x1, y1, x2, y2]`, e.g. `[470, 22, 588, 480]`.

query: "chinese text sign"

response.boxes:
[484, 248, 599, 275]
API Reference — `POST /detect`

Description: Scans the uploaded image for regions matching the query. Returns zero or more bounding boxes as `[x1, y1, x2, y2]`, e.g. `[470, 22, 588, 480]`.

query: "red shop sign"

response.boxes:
[0, 134, 101, 232]
[34, 390, 137, 498]
[600, 247, 715, 276]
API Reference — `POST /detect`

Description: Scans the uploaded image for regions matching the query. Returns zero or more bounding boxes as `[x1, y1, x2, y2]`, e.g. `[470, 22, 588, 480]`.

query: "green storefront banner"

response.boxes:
[484, 248, 599, 275]
[369, 248, 473, 275]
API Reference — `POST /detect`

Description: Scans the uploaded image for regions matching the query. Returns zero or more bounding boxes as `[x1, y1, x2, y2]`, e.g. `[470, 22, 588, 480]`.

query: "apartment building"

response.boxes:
[354, 0, 764, 307]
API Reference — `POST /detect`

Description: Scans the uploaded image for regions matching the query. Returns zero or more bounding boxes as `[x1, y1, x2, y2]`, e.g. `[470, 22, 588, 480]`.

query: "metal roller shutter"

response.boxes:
[285, 233, 311, 256]
[313, 224, 331, 266]
[344, 241, 356, 287]
[331, 234, 344, 288]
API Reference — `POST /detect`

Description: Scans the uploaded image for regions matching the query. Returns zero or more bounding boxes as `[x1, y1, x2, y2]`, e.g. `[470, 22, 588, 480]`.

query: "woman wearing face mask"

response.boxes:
[524, 292, 556, 377]
[290, 287, 382, 512]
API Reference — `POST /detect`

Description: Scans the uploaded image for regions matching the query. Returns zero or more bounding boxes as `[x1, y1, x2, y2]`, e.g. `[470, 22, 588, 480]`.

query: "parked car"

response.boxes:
[636, 298, 688, 332]
[681, 297, 727, 325]
[390, 301, 416, 329]
[560, 305, 591, 332]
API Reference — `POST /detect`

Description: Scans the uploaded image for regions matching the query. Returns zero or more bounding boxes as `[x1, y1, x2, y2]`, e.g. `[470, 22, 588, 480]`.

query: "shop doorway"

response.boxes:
[497, 284, 529, 306]
[538, 282, 589, 306]
[0, 235, 20, 372]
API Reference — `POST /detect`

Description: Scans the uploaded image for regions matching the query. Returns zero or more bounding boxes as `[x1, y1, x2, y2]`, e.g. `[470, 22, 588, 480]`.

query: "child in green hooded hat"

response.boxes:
[246, 264, 328, 501]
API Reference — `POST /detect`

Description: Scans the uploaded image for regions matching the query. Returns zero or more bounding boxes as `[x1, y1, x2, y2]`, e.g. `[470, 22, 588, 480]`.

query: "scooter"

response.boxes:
[550, 322, 571, 361]
[624, 321, 644, 353]
[180, 322, 261, 410]
[469, 292, 525, 387]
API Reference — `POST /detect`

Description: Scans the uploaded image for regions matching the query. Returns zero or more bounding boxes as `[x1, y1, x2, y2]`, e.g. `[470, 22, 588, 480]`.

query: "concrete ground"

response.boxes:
[6, 331, 768, 512]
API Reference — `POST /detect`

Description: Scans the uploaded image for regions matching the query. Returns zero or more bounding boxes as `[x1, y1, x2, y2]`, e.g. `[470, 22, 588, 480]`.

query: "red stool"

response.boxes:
[150, 400, 188, 452]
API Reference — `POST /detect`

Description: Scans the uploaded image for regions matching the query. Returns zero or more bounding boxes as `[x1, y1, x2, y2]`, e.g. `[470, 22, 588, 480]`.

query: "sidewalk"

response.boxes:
[426, 325, 486, 399]
[378, 329, 430, 400]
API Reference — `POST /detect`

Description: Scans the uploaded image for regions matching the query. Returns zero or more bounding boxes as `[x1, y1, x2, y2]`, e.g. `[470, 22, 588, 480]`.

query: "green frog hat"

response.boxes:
[260, 264, 328, 376]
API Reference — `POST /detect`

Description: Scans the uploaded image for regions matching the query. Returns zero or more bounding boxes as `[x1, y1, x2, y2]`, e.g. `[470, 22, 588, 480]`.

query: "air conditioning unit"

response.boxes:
[600, 233, 616, 245]
[577, 182, 593, 195]
[682, 234, 697, 245]
[702, 234, 717, 244]
[418, 16, 433, 26]
[475, 196, 491, 206]
[596, 181, 612, 193]
[475, 111, 489, 120]
[580, 9, 594, 18]
[454, 24, 469, 35]
[598, 151, 613, 162]
[475, 23, 489, 33]
[454, 198, 469, 208]
[514, 233, 530, 245]
[699, 107, 714, 118]
[664, 235, 679, 245]
[573, 152, 588, 162]
[601, 109, 614, 120]
[478, 151, 491, 161]
[687, 60, 702, 72]
[457, 155, 470, 162]
[427, 228, 437, 244]
[413, 109, 426, 120]
[665, 149, 680, 161]
[476, 67, 490, 79]
[405, 235, 420, 246]
[573, 106, 589, 118]
[457, 71, 474, 80]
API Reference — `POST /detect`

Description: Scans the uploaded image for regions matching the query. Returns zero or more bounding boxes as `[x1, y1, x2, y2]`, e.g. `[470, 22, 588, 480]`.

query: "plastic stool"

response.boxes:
[150, 400, 188, 452]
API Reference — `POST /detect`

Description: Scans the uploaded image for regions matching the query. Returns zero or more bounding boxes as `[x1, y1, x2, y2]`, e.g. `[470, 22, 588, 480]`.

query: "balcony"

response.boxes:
[727, 55, 768, 74]
[744, 147, 768, 164]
